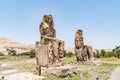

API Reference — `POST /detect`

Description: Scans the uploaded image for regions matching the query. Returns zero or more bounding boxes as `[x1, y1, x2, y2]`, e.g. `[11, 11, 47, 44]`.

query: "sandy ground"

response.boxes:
[109, 66, 120, 80]
[0, 70, 44, 80]
[0, 61, 44, 80]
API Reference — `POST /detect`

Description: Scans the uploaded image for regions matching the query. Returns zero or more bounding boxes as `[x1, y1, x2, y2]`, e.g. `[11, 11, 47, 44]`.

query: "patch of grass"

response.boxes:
[0, 56, 30, 62]
[82, 70, 91, 78]
[34, 78, 42, 80]
[20, 63, 37, 72]
[100, 62, 120, 68]
[100, 57, 120, 62]
[64, 57, 75, 63]
[0, 78, 4, 80]
[42, 70, 80, 80]
[42, 70, 92, 80]
[0, 56, 6, 61]
[42, 76, 63, 80]
[93, 62, 120, 80]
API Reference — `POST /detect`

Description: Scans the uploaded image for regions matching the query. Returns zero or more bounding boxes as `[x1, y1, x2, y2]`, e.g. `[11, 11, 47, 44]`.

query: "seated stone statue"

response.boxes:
[74, 29, 94, 62]
[40, 15, 56, 38]
[36, 14, 64, 71]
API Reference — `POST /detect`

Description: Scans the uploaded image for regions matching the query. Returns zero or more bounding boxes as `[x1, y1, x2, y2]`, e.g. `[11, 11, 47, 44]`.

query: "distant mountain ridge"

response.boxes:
[0, 37, 112, 55]
[0, 37, 35, 55]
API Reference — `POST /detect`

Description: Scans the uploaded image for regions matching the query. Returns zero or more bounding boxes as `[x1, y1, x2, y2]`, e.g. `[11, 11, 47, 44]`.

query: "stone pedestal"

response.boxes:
[41, 65, 78, 78]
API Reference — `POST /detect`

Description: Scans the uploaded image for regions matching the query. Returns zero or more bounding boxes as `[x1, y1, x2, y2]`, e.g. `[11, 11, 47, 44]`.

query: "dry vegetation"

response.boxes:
[0, 56, 120, 80]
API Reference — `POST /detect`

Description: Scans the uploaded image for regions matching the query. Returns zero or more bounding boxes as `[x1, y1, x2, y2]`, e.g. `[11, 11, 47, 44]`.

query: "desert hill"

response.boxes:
[0, 37, 35, 55]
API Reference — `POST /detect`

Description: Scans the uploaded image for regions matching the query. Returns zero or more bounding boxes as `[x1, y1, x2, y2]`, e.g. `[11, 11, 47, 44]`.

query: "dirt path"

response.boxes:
[0, 61, 44, 80]
[0, 70, 44, 80]
[109, 66, 120, 80]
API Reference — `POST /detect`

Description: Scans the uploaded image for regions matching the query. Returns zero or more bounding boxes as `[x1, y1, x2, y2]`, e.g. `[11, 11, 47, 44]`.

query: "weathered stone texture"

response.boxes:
[36, 43, 49, 67]
[35, 15, 64, 70]
[74, 30, 94, 62]
[41, 65, 77, 78]
[40, 15, 56, 38]
[35, 15, 79, 77]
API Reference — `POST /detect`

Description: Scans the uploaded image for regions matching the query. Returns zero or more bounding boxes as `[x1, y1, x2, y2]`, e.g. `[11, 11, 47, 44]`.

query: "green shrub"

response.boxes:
[113, 46, 120, 58]
[66, 52, 74, 57]
[11, 52, 17, 56]
[63, 50, 66, 57]
[94, 52, 100, 58]
[100, 49, 106, 57]
[105, 52, 112, 58]
[30, 50, 35, 58]
[0, 52, 4, 56]
[7, 49, 17, 56]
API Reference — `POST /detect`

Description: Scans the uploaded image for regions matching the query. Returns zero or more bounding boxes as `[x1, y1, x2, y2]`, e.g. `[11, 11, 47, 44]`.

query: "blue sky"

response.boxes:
[0, 0, 120, 49]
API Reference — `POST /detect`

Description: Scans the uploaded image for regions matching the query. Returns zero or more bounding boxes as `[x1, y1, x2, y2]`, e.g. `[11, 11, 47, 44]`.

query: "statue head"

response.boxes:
[42, 15, 54, 28]
[40, 14, 56, 38]
[75, 29, 84, 48]
[75, 37, 83, 48]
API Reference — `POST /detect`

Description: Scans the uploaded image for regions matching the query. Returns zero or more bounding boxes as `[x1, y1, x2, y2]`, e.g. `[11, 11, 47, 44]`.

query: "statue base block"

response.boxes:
[41, 65, 78, 78]
[77, 59, 102, 66]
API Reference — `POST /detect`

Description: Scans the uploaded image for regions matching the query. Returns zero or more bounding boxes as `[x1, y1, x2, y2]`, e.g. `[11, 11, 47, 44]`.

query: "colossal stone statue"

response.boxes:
[35, 15, 64, 75]
[74, 30, 94, 62]
[40, 15, 56, 38]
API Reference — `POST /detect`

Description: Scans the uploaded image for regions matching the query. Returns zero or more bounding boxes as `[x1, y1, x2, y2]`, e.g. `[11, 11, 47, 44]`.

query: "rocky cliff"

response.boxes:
[0, 38, 35, 55]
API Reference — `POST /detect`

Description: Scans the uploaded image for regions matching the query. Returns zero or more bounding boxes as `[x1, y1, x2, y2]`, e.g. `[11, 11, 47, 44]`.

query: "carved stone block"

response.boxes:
[36, 43, 49, 67]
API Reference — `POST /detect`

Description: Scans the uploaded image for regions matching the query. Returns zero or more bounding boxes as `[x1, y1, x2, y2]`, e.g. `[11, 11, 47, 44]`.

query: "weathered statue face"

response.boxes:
[75, 29, 83, 48]
[75, 37, 83, 48]
[40, 14, 56, 38]
[43, 15, 53, 28]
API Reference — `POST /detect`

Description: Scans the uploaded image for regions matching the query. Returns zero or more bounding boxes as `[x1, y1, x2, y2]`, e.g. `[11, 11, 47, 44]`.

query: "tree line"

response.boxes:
[94, 46, 120, 58]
